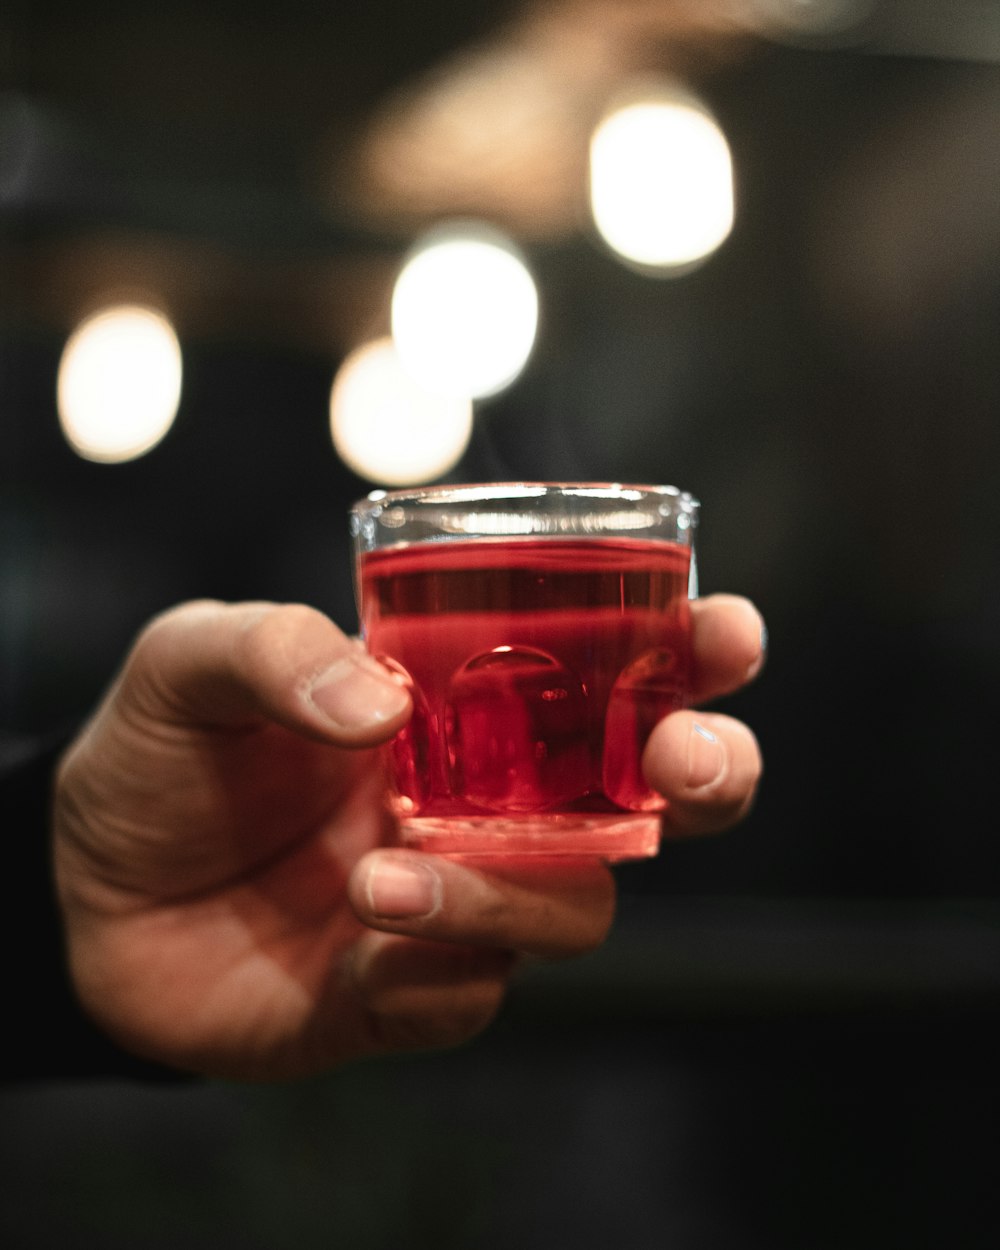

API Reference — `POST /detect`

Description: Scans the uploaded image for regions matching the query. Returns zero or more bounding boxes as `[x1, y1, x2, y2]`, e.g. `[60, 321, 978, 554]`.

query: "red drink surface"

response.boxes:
[359, 537, 693, 827]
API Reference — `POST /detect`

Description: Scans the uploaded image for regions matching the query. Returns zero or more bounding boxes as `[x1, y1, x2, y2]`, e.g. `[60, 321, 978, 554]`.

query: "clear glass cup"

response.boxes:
[350, 482, 699, 860]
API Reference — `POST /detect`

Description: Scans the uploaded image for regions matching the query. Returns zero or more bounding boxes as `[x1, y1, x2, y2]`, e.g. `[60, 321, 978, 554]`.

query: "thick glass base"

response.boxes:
[396, 812, 661, 862]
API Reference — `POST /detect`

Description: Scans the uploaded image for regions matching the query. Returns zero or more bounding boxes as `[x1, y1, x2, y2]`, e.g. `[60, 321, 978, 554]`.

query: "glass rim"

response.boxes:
[351, 481, 700, 515]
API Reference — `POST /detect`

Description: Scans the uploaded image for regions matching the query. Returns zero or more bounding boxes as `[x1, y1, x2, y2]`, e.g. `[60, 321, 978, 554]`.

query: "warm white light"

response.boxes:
[589, 94, 734, 271]
[391, 225, 539, 399]
[57, 305, 182, 463]
[330, 337, 473, 486]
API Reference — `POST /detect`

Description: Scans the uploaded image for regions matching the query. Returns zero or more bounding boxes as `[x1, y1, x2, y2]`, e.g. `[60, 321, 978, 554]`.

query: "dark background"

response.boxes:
[3, 2, 999, 1247]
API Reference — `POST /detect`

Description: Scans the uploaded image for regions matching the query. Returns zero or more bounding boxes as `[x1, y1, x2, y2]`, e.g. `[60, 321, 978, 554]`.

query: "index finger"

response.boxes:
[690, 594, 766, 704]
[349, 850, 616, 961]
[117, 600, 412, 746]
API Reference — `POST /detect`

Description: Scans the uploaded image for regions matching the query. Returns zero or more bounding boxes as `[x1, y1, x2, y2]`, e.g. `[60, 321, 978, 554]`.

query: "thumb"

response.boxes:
[115, 600, 411, 747]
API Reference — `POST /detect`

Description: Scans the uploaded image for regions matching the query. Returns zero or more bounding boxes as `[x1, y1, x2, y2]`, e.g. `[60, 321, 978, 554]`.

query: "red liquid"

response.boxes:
[359, 537, 692, 852]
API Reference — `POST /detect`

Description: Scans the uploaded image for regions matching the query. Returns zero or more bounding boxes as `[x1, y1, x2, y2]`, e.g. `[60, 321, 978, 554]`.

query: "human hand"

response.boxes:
[52, 596, 762, 1080]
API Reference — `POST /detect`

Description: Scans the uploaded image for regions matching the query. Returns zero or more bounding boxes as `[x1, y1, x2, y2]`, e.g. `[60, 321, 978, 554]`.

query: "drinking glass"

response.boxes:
[350, 482, 699, 859]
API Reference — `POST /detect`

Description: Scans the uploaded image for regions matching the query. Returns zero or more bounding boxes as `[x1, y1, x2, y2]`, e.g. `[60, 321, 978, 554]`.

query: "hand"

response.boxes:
[645, 593, 766, 839]
[53, 596, 763, 1080]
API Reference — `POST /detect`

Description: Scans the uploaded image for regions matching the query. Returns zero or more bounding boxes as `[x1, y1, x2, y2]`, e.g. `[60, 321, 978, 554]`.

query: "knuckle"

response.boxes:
[235, 615, 277, 680]
[236, 603, 298, 673]
[146, 597, 224, 639]
[237, 602, 336, 674]
[128, 599, 222, 668]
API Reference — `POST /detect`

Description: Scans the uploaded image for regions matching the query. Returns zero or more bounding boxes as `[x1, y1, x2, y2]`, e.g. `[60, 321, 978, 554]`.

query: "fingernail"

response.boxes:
[745, 616, 768, 682]
[687, 722, 724, 790]
[308, 651, 409, 730]
[366, 858, 441, 920]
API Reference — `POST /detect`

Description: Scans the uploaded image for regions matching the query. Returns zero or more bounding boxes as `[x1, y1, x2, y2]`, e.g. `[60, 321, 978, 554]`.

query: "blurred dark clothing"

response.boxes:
[1, 732, 181, 1083]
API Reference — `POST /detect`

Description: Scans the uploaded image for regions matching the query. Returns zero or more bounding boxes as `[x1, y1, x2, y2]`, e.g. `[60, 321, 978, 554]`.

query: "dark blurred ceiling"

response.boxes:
[3, 0, 998, 352]
[1, 1, 515, 344]
[0, 1, 731, 348]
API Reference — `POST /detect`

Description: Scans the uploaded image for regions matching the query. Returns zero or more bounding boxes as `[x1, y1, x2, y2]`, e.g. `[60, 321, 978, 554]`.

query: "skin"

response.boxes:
[52, 595, 764, 1081]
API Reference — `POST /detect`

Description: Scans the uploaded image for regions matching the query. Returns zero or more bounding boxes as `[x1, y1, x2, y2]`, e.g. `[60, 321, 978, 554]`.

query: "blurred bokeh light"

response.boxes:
[329, 336, 473, 485]
[390, 224, 539, 399]
[589, 87, 735, 272]
[56, 305, 182, 463]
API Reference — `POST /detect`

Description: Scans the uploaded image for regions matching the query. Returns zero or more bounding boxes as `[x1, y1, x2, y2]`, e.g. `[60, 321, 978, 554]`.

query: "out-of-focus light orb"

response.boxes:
[57, 305, 182, 463]
[391, 224, 539, 399]
[589, 92, 734, 272]
[330, 337, 473, 486]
